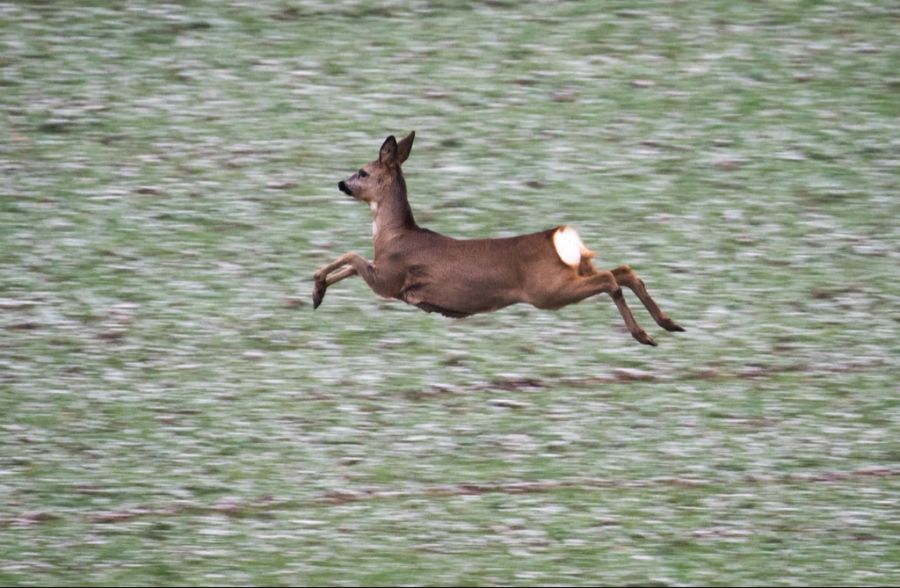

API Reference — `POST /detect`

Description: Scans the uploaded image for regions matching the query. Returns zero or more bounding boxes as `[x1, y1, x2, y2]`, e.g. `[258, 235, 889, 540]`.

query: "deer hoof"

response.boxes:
[312, 281, 326, 309]
[660, 318, 685, 332]
[634, 331, 657, 346]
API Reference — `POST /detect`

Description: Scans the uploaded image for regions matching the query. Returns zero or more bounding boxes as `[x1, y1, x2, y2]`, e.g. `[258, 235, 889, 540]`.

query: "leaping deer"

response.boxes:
[312, 131, 684, 346]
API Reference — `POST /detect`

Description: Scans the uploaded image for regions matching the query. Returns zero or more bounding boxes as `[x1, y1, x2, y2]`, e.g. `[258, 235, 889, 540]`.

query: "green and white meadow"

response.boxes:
[1, 1, 898, 585]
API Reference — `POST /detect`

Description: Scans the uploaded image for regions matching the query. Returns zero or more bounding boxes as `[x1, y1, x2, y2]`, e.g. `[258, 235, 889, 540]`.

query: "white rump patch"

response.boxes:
[553, 226, 592, 267]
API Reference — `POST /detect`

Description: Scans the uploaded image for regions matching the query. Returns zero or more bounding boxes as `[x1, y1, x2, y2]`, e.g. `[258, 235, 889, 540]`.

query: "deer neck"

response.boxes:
[371, 174, 416, 241]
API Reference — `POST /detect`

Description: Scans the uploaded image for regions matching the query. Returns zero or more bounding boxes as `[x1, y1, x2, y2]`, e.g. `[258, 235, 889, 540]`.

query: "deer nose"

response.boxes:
[338, 181, 351, 195]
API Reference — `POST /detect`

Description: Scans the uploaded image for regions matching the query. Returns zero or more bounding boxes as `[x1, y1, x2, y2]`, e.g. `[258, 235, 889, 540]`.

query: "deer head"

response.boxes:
[338, 131, 415, 205]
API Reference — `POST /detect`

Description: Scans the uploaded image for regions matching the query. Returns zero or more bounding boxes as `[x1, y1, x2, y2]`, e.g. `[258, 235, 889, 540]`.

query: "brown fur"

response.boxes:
[313, 132, 684, 345]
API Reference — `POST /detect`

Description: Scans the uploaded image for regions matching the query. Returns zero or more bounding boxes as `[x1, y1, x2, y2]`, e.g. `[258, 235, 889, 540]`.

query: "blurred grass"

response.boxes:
[1, 0, 899, 585]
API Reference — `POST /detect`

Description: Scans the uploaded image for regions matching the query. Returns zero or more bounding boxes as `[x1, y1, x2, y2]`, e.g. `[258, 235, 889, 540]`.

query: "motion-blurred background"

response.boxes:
[2, 1, 898, 585]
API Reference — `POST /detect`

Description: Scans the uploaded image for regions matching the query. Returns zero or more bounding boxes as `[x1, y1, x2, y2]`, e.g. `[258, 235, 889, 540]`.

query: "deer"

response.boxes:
[312, 131, 684, 346]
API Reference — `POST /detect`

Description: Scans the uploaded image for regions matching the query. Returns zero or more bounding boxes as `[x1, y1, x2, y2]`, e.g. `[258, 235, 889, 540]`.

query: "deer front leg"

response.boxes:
[312, 252, 375, 309]
[611, 265, 684, 332]
[325, 266, 357, 287]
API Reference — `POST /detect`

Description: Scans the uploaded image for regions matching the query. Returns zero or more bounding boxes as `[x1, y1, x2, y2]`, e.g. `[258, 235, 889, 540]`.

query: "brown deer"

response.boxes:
[312, 132, 684, 346]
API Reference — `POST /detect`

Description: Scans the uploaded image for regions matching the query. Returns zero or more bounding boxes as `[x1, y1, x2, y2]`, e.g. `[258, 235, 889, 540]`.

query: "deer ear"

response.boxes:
[379, 135, 398, 166]
[396, 131, 415, 165]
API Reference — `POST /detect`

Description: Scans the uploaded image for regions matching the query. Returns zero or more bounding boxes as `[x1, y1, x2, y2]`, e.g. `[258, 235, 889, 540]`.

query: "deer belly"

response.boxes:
[402, 273, 519, 317]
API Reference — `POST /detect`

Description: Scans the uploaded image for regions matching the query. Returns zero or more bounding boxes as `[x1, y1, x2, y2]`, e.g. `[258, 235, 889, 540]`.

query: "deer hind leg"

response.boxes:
[541, 270, 657, 346]
[312, 252, 376, 309]
[611, 265, 684, 332]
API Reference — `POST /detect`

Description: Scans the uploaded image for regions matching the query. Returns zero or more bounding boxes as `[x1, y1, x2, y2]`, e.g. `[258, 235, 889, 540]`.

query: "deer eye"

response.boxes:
[358, 169, 368, 178]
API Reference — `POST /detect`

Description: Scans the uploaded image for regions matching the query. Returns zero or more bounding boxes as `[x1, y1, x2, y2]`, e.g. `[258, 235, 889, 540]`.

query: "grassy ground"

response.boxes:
[2, 0, 899, 585]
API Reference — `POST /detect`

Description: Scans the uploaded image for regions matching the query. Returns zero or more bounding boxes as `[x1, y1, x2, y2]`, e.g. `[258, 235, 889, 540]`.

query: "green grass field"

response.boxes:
[2, 1, 898, 585]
